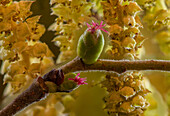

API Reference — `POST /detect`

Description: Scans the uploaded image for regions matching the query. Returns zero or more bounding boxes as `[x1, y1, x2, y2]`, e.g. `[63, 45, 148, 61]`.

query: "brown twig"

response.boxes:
[0, 77, 47, 116]
[1, 57, 170, 116]
[61, 57, 170, 74]
[0, 69, 65, 116]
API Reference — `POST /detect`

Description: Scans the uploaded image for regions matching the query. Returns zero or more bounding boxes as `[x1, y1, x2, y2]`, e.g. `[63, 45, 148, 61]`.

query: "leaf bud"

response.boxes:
[77, 21, 108, 64]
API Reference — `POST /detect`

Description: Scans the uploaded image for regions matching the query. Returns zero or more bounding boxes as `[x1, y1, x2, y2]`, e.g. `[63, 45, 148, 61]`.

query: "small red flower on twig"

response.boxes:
[86, 20, 108, 33]
[68, 73, 88, 85]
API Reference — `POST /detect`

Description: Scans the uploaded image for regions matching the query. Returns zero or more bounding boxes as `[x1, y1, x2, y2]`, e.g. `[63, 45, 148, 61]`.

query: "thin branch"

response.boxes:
[61, 57, 170, 74]
[0, 77, 47, 116]
[1, 57, 170, 116]
[0, 69, 67, 116]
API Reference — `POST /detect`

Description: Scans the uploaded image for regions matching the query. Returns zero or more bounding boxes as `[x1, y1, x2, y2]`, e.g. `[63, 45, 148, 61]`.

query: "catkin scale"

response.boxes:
[77, 29, 105, 64]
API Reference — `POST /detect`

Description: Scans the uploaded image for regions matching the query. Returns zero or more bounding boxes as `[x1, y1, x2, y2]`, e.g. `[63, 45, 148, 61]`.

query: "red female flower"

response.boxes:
[68, 73, 88, 85]
[86, 20, 108, 33]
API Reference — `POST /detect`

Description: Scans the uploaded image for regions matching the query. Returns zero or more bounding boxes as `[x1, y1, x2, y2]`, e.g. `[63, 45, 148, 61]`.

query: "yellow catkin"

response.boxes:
[101, 0, 150, 115]
[0, 1, 54, 92]
[49, 0, 92, 63]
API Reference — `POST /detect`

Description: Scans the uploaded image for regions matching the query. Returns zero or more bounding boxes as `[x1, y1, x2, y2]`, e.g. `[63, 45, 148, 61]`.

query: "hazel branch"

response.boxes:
[0, 69, 68, 116]
[61, 57, 170, 74]
[0, 77, 47, 116]
[1, 57, 170, 116]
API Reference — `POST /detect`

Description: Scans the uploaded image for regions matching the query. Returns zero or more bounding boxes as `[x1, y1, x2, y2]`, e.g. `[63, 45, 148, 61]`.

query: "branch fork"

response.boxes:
[1, 57, 170, 116]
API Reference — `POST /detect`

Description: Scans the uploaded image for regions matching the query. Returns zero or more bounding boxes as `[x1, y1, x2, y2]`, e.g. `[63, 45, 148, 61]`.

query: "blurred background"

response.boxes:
[0, 0, 170, 116]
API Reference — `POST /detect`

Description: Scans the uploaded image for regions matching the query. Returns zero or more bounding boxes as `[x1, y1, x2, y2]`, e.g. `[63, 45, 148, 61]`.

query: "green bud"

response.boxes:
[77, 21, 108, 64]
